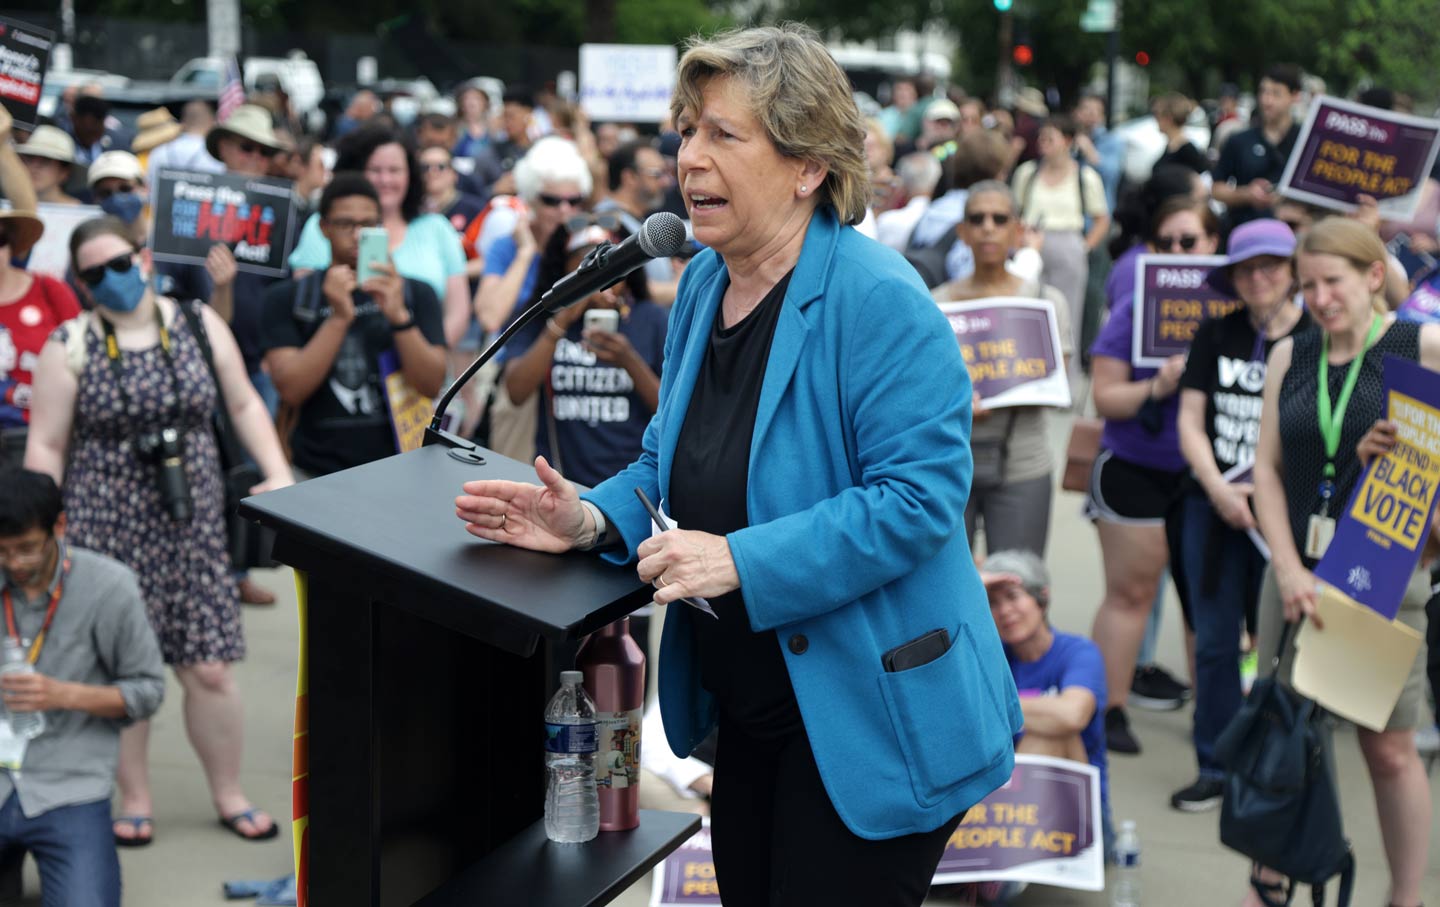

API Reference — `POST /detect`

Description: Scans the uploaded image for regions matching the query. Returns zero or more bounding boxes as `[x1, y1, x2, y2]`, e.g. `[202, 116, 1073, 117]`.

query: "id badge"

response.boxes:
[0, 720, 28, 774]
[1305, 514, 1336, 559]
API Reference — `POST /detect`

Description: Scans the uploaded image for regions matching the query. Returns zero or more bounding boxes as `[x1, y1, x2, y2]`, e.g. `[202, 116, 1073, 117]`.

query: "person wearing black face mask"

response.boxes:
[22, 216, 292, 848]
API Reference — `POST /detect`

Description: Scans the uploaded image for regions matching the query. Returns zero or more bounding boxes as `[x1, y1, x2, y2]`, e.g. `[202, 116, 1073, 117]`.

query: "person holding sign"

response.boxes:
[454, 25, 1019, 906]
[1249, 217, 1438, 907]
[933, 181, 1070, 556]
[1086, 197, 1220, 755]
[1169, 220, 1313, 813]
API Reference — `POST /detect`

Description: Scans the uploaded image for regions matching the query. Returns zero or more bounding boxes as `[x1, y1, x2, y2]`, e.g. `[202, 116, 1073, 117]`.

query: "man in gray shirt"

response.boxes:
[0, 469, 164, 905]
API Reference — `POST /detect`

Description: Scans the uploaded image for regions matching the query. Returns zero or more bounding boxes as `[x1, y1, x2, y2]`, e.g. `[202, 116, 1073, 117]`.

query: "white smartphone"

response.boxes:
[356, 227, 389, 284]
[584, 308, 620, 334]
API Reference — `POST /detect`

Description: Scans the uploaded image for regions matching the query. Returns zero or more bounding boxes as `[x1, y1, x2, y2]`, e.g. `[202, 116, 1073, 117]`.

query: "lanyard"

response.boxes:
[99, 304, 178, 421]
[1, 542, 70, 665]
[1316, 314, 1382, 494]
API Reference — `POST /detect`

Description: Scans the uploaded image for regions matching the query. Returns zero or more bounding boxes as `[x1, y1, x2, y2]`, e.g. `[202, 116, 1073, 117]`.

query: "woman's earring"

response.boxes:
[800, 186, 807, 194]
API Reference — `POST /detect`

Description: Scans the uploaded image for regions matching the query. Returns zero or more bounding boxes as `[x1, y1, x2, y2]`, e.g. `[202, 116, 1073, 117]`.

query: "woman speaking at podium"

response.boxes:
[455, 24, 1020, 906]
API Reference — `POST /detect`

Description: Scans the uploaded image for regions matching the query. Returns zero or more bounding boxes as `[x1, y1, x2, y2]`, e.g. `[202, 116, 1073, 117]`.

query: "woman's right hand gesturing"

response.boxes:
[455, 456, 588, 553]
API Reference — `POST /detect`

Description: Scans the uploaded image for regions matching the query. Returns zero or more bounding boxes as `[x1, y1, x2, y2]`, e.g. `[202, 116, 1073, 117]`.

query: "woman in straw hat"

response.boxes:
[16, 126, 81, 206]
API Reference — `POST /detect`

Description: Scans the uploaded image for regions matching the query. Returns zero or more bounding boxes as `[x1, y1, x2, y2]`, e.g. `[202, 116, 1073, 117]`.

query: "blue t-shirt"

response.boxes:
[286, 212, 466, 302]
[1007, 631, 1110, 817]
[510, 300, 668, 488]
[484, 235, 543, 362]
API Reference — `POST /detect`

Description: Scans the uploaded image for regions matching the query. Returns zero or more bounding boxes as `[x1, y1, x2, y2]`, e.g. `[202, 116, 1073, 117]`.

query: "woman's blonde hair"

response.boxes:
[1152, 92, 1194, 127]
[670, 23, 869, 225]
[1299, 217, 1389, 313]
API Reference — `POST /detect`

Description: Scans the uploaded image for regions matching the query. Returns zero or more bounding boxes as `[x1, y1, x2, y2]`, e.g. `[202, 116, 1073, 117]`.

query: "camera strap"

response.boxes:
[97, 303, 179, 421]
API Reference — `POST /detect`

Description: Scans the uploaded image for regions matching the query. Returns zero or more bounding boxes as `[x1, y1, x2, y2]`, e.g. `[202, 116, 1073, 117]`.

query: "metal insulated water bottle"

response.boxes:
[577, 616, 646, 831]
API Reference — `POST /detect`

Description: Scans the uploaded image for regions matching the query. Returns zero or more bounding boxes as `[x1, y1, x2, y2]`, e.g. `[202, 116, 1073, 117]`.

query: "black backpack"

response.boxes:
[1215, 627, 1354, 907]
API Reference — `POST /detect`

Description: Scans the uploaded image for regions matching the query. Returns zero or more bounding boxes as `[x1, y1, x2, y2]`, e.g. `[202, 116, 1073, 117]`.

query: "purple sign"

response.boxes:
[937, 298, 1071, 409]
[651, 822, 720, 905]
[1315, 356, 1440, 619]
[1131, 254, 1242, 367]
[1398, 265, 1440, 325]
[932, 755, 1104, 890]
[1279, 96, 1440, 222]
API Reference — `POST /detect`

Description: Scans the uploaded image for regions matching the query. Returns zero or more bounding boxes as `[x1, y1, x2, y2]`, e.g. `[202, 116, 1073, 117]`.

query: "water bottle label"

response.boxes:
[0, 718, 27, 772]
[1117, 850, 1140, 869]
[544, 721, 597, 754]
[594, 708, 641, 790]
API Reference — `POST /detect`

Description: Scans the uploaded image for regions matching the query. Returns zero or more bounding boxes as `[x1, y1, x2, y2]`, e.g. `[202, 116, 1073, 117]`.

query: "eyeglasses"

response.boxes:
[637, 167, 669, 180]
[965, 212, 1012, 227]
[421, 161, 451, 173]
[78, 252, 135, 287]
[1232, 257, 1288, 281]
[92, 182, 136, 202]
[1155, 233, 1200, 252]
[564, 213, 623, 234]
[0, 537, 49, 566]
[538, 193, 584, 208]
[235, 140, 274, 158]
[324, 217, 382, 233]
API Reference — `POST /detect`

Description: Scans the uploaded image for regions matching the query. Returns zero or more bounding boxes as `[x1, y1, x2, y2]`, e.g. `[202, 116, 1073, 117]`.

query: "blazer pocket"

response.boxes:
[877, 622, 1012, 807]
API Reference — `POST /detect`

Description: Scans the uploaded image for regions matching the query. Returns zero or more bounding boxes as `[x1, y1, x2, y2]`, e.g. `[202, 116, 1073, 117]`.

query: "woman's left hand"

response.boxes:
[637, 529, 740, 606]
[250, 472, 295, 495]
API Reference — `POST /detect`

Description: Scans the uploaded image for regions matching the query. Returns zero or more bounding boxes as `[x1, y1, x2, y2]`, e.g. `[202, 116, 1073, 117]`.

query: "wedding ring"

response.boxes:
[499, 513, 508, 528]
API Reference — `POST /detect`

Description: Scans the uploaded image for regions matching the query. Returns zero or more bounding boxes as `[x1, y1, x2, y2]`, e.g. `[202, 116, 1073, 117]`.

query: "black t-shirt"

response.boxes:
[670, 270, 801, 740]
[1155, 142, 1210, 175]
[1180, 306, 1313, 473]
[440, 191, 488, 234]
[1213, 124, 1301, 227]
[257, 271, 445, 476]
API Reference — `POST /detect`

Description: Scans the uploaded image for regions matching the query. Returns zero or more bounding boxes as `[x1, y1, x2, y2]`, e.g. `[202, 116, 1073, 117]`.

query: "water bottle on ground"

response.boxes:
[0, 638, 44, 740]
[544, 670, 599, 843]
[1112, 819, 1141, 907]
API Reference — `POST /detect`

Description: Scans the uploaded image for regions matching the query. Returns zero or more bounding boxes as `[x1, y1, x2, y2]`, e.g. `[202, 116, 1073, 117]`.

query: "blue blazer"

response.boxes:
[584, 208, 1023, 840]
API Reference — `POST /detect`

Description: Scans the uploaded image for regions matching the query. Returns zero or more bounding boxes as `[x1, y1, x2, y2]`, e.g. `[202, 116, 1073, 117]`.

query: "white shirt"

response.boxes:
[146, 133, 223, 189]
[875, 196, 931, 251]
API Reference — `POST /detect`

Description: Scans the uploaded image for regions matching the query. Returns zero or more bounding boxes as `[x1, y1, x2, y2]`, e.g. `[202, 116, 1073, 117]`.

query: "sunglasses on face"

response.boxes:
[965, 212, 1012, 227]
[236, 140, 274, 157]
[564, 213, 623, 234]
[78, 252, 135, 287]
[1155, 233, 1200, 252]
[421, 161, 451, 173]
[538, 193, 584, 208]
[92, 182, 135, 202]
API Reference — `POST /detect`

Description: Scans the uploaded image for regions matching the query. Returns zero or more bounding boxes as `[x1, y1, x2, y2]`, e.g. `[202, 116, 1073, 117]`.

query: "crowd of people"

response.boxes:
[0, 30, 1434, 906]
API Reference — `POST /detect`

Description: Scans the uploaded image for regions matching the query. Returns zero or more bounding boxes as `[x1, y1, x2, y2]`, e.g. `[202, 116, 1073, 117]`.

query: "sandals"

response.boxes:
[219, 807, 280, 842]
[1249, 866, 1291, 907]
[113, 815, 154, 848]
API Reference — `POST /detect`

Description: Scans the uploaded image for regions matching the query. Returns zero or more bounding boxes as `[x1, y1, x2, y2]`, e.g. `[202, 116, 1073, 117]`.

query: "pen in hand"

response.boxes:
[634, 487, 718, 619]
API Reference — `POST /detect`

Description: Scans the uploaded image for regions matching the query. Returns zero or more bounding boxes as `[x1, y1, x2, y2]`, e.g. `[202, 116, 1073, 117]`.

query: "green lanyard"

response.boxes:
[1316, 314, 1382, 497]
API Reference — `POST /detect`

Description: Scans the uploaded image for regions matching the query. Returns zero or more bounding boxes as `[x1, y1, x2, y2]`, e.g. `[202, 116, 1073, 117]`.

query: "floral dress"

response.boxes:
[52, 304, 243, 665]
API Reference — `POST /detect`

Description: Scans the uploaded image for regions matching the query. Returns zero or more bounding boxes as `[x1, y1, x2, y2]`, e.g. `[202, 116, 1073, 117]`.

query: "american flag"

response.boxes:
[219, 57, 245, 121]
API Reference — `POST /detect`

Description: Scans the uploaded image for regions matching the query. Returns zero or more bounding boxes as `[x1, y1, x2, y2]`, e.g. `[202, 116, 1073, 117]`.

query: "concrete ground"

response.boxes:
[13, 412, 1440, 905]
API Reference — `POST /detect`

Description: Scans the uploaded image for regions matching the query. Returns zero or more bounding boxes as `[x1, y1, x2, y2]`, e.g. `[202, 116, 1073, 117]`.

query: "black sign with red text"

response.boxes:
[150, 169, 297, 277]
[0, 17, 52, 129]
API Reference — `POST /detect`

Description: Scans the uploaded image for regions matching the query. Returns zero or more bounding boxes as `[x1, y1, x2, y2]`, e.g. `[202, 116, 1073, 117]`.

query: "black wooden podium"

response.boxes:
[239, 444, 700, 906]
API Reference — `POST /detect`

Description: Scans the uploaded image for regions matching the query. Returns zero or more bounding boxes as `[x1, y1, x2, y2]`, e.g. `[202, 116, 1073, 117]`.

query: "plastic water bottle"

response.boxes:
[0, 639, 44, 739]
[544, 670, 599, 843]
[1112, 819, 1141, 907]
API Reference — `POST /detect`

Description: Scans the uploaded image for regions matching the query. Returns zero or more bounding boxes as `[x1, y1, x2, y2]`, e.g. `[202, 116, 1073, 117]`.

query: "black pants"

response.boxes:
[711, 716, 961, 907]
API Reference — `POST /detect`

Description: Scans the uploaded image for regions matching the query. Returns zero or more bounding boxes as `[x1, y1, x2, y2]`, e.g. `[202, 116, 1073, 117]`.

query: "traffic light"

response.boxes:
[1134, 50, 1150, 66]
[994, 0, 1013, 10]
[1013, 44, 1033, 65]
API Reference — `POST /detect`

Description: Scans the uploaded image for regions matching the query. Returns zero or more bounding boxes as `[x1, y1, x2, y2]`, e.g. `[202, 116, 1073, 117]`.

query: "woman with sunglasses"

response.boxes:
[1168, 218, 1312, 814]
[287, 125, 471, 349]
[933, 181, 1069, 556]
[420, 145, 487, 235]
[24, 216, 293, 846]
[1085, 197, 1219, 756]
[501, 221, 665, 487]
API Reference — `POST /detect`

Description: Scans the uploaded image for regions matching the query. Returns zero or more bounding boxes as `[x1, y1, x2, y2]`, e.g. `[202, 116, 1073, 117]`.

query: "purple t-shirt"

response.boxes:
[1089, 287, 1186, 473]
[1008, 631, 1109, 817]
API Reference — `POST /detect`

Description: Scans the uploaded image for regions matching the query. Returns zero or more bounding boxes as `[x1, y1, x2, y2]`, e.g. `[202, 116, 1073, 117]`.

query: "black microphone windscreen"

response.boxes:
[637, 212, 688, 259]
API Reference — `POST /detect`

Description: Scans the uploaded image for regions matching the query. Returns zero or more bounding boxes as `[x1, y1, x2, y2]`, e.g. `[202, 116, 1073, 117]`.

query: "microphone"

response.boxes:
[425, 212, 689, 460]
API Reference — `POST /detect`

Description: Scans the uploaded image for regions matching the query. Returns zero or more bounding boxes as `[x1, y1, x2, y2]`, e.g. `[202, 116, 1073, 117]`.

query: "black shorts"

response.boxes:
[1085, 449, 1187, 524]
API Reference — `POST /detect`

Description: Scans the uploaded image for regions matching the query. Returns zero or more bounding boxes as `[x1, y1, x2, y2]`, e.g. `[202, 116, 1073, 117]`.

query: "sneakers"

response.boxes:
[1130, 665, 1191, 711]
[1170, 777, 1224, 812]
[1106, 706, 1141, 755]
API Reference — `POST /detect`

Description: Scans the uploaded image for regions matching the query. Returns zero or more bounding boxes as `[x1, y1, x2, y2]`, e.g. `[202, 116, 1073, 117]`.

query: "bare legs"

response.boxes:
[1090, 519, 1169, 710]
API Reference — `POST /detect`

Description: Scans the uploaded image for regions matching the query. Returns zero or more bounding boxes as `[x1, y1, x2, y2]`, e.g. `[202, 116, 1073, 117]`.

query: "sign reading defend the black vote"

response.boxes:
[150, 169, 297, 277]
[0, 17, 52, 129]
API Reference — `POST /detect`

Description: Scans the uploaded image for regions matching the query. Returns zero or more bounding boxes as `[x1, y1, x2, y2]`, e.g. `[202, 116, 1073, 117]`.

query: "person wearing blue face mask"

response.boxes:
[22, 216, 293, 848]
[86, 152, 147, 249]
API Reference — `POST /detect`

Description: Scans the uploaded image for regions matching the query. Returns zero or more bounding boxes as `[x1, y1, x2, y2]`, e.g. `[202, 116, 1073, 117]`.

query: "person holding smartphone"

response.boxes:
[501, 221, 665, 488]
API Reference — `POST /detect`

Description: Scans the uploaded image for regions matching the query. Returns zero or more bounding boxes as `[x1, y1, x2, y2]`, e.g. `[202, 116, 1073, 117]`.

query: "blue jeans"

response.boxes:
[0, 793, 119, 907]
[1180, 489, 1264, 778]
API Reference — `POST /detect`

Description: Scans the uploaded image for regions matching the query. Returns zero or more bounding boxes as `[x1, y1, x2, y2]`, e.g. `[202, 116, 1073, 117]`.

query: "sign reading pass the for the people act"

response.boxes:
[1131, 254, 1242, 367]
[938, 298, 1071, 409]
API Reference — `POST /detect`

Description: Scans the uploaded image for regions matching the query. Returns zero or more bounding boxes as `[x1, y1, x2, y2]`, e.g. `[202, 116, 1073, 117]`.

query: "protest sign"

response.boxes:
[378, 349, 433, 454]
[149, 169, 297, 277]
[1397, 263, 1440, 325]
[651, 756, 1104, 904]
[0, 18, 52, 129]
[1314, 355, 1440, 619]
[27, 203, 103, 278]
[579, 44, 677, 123]
[1131, 254, 1242, 367]
[931, 755, 1104, 891]
[1278, 96, 1440, 222]
[937, 297, 1071, 409]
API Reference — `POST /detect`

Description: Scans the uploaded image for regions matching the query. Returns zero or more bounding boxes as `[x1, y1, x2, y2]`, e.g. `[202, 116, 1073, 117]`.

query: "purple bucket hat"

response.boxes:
[1205, 218, 1297, 296]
